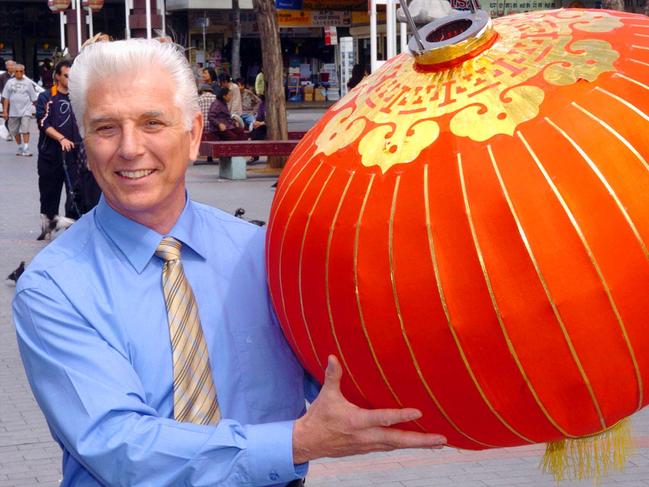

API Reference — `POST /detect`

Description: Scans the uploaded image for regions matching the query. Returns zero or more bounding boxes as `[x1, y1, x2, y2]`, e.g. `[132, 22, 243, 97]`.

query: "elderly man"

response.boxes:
[0, 59, 16, 99]
[0, 59, 15, 140]
[2, 63, 38, 156]
[13, 39, 444, 487]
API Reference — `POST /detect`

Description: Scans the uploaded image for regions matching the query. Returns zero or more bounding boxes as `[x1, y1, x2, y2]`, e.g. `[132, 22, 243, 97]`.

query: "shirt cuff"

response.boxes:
[245, 420, 306, 485]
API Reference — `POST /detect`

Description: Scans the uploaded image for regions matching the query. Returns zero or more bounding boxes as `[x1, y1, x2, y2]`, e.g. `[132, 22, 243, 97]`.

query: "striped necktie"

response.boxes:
[155, 237, 220, 425]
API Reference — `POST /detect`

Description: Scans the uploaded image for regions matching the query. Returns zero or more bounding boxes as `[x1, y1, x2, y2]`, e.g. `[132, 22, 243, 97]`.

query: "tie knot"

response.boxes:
[156, 237, 182, 262]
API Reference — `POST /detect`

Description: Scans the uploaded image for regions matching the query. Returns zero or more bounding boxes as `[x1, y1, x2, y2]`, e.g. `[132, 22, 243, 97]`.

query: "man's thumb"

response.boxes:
[323, 355, 343, 391]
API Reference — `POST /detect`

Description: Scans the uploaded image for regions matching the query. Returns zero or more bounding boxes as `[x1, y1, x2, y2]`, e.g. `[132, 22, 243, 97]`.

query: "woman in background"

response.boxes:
[208, 87, 246, 141]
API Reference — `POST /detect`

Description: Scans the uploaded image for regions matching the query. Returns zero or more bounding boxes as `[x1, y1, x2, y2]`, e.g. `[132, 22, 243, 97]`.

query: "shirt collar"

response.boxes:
[95, 194, 208, 274]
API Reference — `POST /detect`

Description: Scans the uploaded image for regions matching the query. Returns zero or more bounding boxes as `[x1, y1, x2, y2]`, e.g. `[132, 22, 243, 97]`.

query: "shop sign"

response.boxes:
[311, 10, 351, 27]
[275, 0, 303, 9]
[277, 9, 312, 27]
[303, 0, 366, 8]
[351, 10, 386, 25]
[463, 0, 558, 15]
[324, 25, 338, 45]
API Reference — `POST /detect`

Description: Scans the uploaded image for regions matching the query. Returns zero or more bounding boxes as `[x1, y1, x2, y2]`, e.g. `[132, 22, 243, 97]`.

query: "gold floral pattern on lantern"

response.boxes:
[315, 10, 623, 173]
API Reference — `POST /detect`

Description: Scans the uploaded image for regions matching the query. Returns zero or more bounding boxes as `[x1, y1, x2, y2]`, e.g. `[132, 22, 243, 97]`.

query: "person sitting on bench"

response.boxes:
[208, 87, 246, 141]
[248, 95, 267, 163]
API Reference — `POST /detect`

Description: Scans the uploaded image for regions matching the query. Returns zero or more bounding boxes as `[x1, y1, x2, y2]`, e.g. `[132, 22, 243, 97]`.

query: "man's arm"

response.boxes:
[40, 98, 75, 151]
[35, 91, 49, 123]
[2, 97, 8, 120]
[14, 279, 305, 487]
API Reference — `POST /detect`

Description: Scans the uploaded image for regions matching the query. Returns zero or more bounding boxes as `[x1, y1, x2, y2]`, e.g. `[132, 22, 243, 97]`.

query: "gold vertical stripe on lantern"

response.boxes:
[458, 153, 570, 438]
[518, 131, 644, 414]
[298, 166, 336, 371]
[325, 172, 371, 403]
[353, 175, 406, 409]
[487, 145, 607, 430]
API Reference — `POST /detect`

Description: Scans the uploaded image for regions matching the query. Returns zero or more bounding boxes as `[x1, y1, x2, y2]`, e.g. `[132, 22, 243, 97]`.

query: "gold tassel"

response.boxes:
[540, 418, 635, 482]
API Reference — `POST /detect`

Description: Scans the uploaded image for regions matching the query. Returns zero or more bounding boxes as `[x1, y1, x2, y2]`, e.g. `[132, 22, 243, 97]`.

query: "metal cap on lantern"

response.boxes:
[48, 0, 71, 12]
[267, 1, 649, 482]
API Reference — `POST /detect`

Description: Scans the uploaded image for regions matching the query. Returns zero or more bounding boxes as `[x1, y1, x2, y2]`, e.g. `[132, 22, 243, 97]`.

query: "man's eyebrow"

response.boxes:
[141, 111, 165, 118]
[88, 116, 114, 125]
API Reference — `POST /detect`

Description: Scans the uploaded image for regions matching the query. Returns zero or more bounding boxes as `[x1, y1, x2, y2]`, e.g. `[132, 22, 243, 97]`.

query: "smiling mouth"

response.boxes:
[117, 169, 155, 180]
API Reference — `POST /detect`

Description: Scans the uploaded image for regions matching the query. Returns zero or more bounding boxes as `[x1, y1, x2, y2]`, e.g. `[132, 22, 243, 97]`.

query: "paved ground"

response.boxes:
[2, 118, 649, 486]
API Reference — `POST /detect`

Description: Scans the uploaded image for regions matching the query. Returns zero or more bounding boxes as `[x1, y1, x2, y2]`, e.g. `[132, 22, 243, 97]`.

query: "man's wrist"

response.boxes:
[58, 136, 66, 142]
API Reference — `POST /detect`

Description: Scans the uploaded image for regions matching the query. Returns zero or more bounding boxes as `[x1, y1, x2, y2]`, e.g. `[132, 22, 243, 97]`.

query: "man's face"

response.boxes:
[6, 62, 15, 75]
[13, 67, 24, 80]
[55, 66, 70, 91]
[83, 68, 203, 229]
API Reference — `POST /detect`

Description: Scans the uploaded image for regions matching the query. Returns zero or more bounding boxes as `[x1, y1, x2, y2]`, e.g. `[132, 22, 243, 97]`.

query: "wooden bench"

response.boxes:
[198, 131, 307, 180]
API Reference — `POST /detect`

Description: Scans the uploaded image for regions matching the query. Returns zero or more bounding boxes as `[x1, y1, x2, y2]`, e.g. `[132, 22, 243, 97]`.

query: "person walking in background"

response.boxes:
[2, 63, 38, 156]
[1, 59, 16, 141]
[255, 66, 265, 96]
[238, 78, 259, 130]
[39, 58, 54, 90]
[37, 60, 94, 232]
[208, 86, 246, 140]
[0, 59, 15, 97]
[197, 82, 216, 163]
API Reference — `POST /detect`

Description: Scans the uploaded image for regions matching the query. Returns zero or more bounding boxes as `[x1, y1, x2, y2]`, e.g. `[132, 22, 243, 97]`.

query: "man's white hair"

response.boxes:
[69, 39, 199, 137]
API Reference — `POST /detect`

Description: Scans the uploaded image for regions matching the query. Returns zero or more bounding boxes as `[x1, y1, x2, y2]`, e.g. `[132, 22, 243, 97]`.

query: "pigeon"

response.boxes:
[7, 261, 25, 282]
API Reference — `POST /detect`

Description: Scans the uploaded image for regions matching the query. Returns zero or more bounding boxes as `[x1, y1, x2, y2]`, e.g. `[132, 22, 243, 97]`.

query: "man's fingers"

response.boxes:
[360, 407, 422, 428]
[364, 428, 447, 450]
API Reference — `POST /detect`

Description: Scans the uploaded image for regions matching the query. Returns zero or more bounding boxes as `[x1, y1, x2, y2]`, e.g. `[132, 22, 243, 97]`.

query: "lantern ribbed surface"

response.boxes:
[266, 9, 649, 450]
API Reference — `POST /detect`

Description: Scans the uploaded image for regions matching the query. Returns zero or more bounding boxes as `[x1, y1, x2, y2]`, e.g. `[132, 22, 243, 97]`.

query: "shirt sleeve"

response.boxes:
[29, 82, 38, 102]
[36, 92, 49, 124]
[39, 98, 55, 132]
[13, 278, 305, 487]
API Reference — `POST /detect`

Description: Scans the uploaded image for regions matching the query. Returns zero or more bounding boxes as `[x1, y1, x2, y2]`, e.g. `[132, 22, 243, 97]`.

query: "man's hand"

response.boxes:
[218, 123, 226, 132]
[2, 112, 7, 121]
[292, 355, 446, 464]
[60, 138, 75, 152]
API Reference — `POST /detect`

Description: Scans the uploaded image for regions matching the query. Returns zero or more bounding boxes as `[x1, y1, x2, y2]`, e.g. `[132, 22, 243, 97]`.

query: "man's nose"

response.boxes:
[118, 125, 145, 160]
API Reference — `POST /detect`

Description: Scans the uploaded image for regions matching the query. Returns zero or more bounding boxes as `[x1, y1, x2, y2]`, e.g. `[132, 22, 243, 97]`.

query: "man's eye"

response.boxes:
[96, 125, 115, 133]
[145, 120, 164, 128]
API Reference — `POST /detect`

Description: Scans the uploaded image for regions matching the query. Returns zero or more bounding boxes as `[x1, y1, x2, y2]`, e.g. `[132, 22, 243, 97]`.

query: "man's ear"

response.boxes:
[188, 111, 203, 162]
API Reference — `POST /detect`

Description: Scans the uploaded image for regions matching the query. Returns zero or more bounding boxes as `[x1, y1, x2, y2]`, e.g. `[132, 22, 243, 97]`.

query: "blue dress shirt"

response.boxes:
[13, 196, 319, 486]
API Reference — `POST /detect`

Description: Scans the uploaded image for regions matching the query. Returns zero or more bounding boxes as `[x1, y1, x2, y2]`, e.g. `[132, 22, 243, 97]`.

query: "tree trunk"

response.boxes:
[231, 0, 241, 80]
[253, 0, 288, 168]
[602, 0, 625, 10]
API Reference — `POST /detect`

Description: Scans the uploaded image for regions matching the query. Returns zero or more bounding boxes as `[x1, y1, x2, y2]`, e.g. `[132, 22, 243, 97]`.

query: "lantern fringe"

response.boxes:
[540, 418, 635, 482]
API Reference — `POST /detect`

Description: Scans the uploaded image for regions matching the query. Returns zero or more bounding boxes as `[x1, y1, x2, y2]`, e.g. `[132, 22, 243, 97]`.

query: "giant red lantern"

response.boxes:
[267, 8, 649, 479]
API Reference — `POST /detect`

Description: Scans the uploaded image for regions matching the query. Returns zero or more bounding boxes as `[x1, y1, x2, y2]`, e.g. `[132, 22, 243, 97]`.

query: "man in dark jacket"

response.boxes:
[36, 60, 100, 239]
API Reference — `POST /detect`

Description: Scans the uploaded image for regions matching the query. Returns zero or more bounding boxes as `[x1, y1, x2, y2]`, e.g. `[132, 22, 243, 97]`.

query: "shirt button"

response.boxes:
[268, 471, 279, 481]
